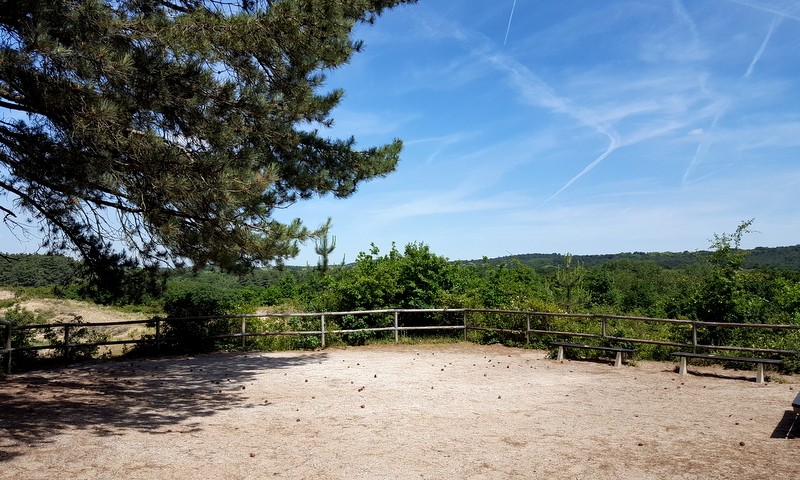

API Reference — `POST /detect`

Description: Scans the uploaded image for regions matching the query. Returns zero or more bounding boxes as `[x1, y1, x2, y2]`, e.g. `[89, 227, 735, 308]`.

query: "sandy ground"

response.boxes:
[7, 296, 148, 324]
[1, 343, 798, 480]
[1, 292, 150, 345]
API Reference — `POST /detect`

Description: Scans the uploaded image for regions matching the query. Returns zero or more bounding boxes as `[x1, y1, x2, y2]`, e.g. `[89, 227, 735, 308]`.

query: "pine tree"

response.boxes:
[313, 217, 335, 274]
[555, 253, 587, 312]
[0, 0, 413, 276]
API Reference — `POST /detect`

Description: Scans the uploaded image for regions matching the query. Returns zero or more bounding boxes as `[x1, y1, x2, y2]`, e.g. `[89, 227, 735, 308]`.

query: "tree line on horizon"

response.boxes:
[2, 222, 800, 371]
[3, 243, 799, 294]
[1, 227, 799, 325]
[477, 244, 800, 270]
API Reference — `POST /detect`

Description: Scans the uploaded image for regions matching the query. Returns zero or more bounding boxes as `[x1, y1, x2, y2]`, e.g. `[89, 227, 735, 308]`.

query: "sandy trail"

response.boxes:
[1, 343, 798, 479]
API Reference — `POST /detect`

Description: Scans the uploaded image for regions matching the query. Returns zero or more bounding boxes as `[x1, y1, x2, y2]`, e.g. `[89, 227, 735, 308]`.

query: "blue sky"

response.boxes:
[278, 0, 800, 266]
[2, 1, 798, 266]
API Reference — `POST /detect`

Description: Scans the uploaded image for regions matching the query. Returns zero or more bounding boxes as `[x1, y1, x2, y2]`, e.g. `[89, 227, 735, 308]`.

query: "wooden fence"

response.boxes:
[2, 309, 800, 374]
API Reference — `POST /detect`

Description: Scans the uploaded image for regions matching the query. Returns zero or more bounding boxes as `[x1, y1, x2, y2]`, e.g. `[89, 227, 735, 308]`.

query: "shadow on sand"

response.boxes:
[771, 411, 799, 439]
[0, 351, 328, 461]
[667, 366, 758, 383]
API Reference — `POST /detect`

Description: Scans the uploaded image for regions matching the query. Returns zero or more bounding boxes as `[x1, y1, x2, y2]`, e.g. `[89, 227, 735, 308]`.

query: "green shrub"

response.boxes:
[1, 307, 108, 369]
[467, 311, 528, 346]
[163, 282, 239, 318]
[2, 306, 45, 369]
[156, 278, 246, 353]
[339, 315, 370, 346]
[290, 328, 321, 350]
[782, 353, 800, 374]
[0, 298, 16, 309]
[42, 319, 108, 363]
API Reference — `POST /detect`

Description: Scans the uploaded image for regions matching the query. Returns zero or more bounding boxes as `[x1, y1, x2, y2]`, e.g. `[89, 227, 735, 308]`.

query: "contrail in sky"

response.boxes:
[504, 0, 517, 46]
[745, 14, 782, 78]
[486, 52, 623, 204]
[673, 0, 700, 45]
[724, 0, 800, 22]
[683, 100, 729, 185]
[542, 134, 620, 206]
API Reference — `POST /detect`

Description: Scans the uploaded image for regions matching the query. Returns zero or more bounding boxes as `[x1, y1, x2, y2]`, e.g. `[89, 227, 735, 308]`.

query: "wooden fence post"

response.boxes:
[321, 315, 326, 348]
[241, 317, 247, 349]
[463, 310, 468, 342]
[394, 311, 399, 343]
[63, 324, 71, 365]
[525, 315, 530, 344]
[692, 322, 698, 353]
[2, 320, 11, 374]
[155, 318, 161, 351]
[602, 317, 607, 338]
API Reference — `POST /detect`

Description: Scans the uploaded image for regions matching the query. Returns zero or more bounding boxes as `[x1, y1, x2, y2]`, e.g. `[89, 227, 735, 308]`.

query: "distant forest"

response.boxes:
[2, 244, 800, 289]
[474, 245, 800, 270]
[3, 241, 800, 371]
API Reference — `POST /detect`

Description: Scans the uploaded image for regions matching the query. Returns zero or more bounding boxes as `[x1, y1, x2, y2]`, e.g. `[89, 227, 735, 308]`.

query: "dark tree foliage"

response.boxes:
[691, 220, 754, 325]
[478, 246, 800, 271]
[0, 0, 413, 279]
[326, 242, 456, 312]
[0, 252, 78, 286]
[745, 245, 800, 270]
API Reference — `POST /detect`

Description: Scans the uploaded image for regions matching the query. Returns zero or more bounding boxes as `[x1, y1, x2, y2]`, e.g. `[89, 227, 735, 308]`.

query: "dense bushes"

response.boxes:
[3, 306, 46, 369]
[3, 222, 800, 364]
[154, 271, 262, 353]
[2, 306, 108, 369]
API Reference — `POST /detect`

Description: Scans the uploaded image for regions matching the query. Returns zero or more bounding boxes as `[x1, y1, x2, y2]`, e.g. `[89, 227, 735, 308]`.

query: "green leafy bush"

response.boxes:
[1, 307, 108, 369]
[782, 353, 800, 374]
[42, 319, 108, 363]
[157, 276, 248, 353]
[2, 306, 45, 369]
[339, 315, 370, 346]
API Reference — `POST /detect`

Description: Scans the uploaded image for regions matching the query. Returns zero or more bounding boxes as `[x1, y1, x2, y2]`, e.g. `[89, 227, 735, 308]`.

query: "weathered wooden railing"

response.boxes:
[1, 309, 799, 373]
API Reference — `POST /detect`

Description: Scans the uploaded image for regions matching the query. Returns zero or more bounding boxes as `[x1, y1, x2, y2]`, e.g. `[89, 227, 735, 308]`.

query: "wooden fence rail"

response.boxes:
[1, 309, 799, 373]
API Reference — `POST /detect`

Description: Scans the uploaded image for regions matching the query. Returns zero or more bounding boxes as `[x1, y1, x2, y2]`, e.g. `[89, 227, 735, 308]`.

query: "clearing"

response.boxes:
[1, 343, 798, 479]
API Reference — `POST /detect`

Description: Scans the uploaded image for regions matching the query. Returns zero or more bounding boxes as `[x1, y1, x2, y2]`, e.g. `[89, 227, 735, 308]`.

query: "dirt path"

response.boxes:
[7, 296, 148, 324]
[1, 293, 150, 344]
[1, 343, 798, 479]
